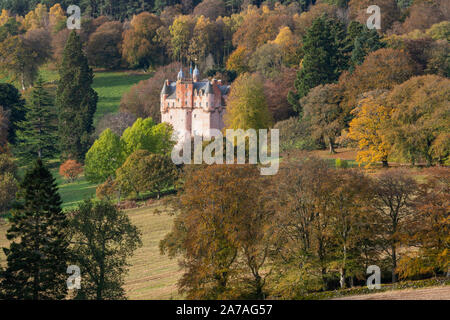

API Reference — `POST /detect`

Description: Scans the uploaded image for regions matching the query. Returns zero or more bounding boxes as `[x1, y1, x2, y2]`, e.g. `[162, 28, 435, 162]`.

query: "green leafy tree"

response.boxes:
[0, 159, 70, 300]
[15, 76, 58, 163]
[121, 117, 174, 158]
[85, 129, 123, 184]
[289, 15, 348, 114]
[301, 84, 345, 154]
[116, 149, 152, 198]
[117, 150, 178, 199]
[69, 199, 142, 300]
[56, 30, 98, 162]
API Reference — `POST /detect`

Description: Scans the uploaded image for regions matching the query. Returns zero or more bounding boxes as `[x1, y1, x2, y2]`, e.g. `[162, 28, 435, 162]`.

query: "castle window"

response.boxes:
[194, 114, 197, 118]
[206, 102, 208, 107]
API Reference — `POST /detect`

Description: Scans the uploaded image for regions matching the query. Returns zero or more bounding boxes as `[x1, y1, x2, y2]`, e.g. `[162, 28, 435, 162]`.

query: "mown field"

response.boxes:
[0, 201, 182, 300]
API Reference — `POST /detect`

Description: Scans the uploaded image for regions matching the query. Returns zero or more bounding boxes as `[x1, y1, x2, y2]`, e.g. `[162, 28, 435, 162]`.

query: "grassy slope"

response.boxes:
[0, 201, 181, 300]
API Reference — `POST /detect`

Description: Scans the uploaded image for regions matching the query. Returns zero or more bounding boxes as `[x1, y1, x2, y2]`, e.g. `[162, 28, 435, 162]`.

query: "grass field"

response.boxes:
[0, 201, 182, 300]
[91, 71, 151, 124]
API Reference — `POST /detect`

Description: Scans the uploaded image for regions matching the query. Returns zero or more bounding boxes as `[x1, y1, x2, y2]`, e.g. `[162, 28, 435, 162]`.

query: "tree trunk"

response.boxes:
[382, 160, 388, 167]
[391, 245, 397, 283]
[329, 140, 336, 154]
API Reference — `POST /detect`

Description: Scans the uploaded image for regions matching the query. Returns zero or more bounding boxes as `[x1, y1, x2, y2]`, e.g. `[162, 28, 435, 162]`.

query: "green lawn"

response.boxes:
[91, 71, 151, 124]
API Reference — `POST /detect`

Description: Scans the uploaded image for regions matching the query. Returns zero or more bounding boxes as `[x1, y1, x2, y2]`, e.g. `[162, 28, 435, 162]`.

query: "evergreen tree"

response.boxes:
[0, 82, 25, 143]
[0, 159, 70, 300]
[347, 22, 384, 72]
[56, 30, 98, 162]
[15, 76, 58, 163]
[288, 15, 347, 114]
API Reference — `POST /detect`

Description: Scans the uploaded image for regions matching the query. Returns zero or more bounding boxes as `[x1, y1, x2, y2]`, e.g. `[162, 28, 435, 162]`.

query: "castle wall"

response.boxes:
[161, 79, 228, 142]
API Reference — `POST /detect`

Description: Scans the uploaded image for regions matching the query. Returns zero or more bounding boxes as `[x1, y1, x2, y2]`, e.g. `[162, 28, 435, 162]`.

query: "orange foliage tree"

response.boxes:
[59, 159, 83, 182]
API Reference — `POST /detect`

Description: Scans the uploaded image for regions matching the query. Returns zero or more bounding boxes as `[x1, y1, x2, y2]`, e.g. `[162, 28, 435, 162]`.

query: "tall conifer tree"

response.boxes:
[0, 159, 70, 300]
[56, 30, 98, 162]
[15, 76, 58, 163]
[288, 15, 348, 114]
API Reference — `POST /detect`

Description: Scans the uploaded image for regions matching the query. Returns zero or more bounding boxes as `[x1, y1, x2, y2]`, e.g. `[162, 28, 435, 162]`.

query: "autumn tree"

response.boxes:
[263, 67, 297, 122]
[119, 62, 181, 121]
[402, 0, 446, 33]
[385, 75, 450, 166]
[69, 199, 142, 300]
[87, 21, 123, 70]
[272, 159, 336, 295]
[339, 48, 417, 114]
[115, 149, 153, 198]
[193, 0, 226, 20]
[94, 112, 137, 139]
[397, 168, 449, 279]
[138, 153, 178, 199]
[169, 14, 196, 63]
[224, 73, 272, 130]
[116, 150, 178, 199]
[301, 84, 345, 154]
[371, 170, 418, 283]
[0, 28, 51, 89]
[327, 170, 372, 288]
[122, 12, 164, 69]
[59, 159, 83, 183]
[248, 43, 283, 79]
[160, 165, 274, 299]
[348, 91, 392, 167]
[293, 2, 338, 38]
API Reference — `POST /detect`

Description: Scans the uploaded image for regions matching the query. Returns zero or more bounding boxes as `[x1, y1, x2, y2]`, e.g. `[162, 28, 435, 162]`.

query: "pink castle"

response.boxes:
[160, 66, 230, 143]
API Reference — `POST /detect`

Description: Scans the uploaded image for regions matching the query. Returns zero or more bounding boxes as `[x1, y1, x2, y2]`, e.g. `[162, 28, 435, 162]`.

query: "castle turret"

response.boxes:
[177, 68, 184, 81]
[193, 65, 200, 82]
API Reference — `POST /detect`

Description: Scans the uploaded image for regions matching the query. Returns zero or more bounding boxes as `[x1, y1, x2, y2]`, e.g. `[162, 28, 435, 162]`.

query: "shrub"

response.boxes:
[335, 158, 348, 169]
[59, 159, 83, 182]
[96, 177, 118, 201]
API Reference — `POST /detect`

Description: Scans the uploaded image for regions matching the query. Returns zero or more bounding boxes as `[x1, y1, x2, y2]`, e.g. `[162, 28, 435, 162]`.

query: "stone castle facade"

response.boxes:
[160, 66, 230, 142]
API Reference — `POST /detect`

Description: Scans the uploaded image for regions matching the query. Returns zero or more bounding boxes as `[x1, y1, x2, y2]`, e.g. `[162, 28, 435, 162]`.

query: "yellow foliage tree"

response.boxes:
[0, 9, 10, 26]
[49, 4, 66, 31]
[270, 26, 299, 66]
[348, 95, 392, 167]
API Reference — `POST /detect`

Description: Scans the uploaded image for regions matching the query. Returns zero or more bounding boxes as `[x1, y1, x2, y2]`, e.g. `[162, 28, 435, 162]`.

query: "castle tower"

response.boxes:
[161, 67, 230, 143]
